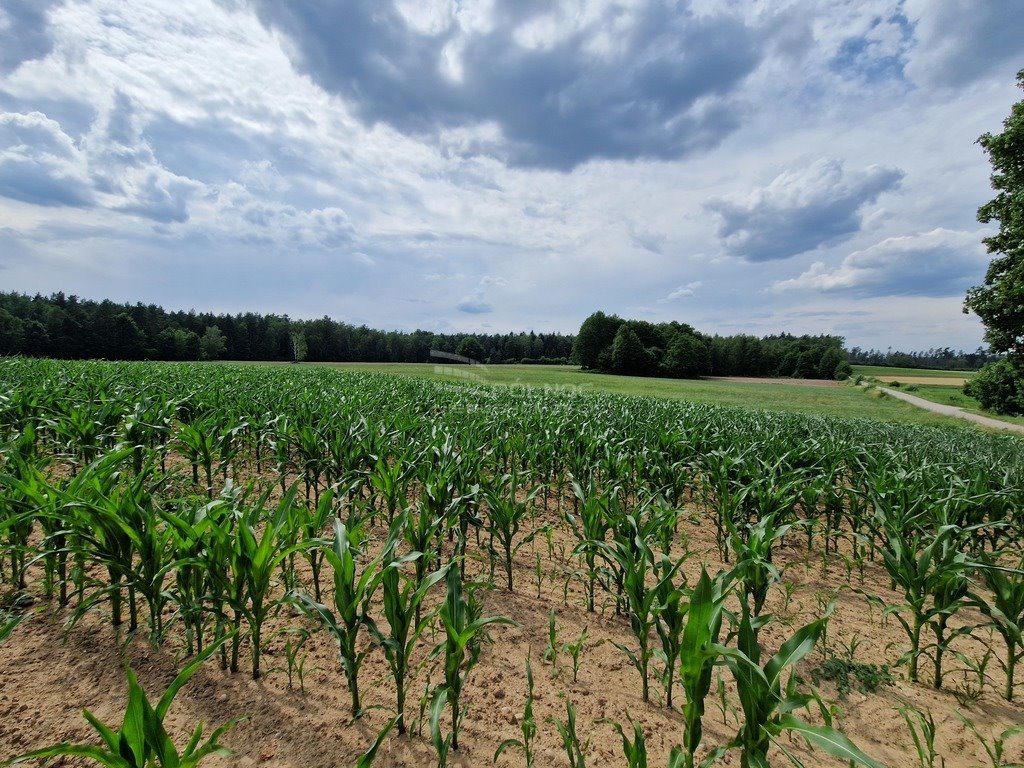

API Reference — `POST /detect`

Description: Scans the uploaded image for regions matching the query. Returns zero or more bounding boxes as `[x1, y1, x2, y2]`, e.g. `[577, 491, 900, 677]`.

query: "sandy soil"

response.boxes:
[1, 485, 1021, 768]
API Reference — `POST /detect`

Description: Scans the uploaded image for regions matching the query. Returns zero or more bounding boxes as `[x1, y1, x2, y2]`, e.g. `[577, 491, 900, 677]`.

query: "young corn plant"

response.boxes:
[653, 557, 688, 709]
[969, 555, 1024, 701]
[436, 564, 516, 751]
[235, 483, 307, 679]
[899, 704, 944, 768]
[862, 516, 977, 686]
[483, 471, 540, 591]
[677, 567, 732, 768]
[566, 480, 612, 613]
[725, 603, 884, 768]
[493, 655, 538, 768]
[563, 627, 601, 684]
[954, 710, 1024, 768]
[728, 510, 804, 617]
[366, 515, 450, 735]
[603, 716, 687, 768]
[543, 608, 559, 672]
[549, 700, 589, 768]
[6, 637, 240, 768]
[355, 717, 399, 768]
[175, 414, 219, 497]
[294, 515, 384, 716]
[603, 528, 682, 703]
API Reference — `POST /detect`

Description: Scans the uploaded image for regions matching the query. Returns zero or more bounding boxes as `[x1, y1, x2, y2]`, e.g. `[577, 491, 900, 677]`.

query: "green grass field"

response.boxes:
[851, 364, 977, 380]
[271, 361, 991, 429]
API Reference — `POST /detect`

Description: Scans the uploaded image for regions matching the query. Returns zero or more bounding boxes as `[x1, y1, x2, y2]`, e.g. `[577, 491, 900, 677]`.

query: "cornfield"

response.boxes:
[1, 357, 1022, 768]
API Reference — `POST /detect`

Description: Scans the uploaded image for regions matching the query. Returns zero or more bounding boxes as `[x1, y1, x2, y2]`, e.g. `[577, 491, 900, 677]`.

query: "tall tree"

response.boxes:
[965, 70, 1024, 354]
[199, 325, 227, 361]
[963, 69, 1024, 413]
[572, 311, 622, 369]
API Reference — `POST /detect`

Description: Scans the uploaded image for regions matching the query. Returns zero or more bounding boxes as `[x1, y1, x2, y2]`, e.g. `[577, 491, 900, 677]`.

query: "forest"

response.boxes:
[0, 292, 574, 364]
[572, 311, 851, 379]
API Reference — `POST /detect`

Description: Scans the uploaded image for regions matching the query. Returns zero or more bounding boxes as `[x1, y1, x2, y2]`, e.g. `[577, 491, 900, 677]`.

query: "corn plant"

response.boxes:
[677, 567, 732, 768]
[969, 555, 1024, 700]
[366, 516, 450, 735]
[435, 564, 516, 751]
[602, 525, 682, 703]
[355, 717, 399, 768]
[862, 515, 977, 685]
[429, 687, 453, 768]
[0, 613, 22, 644]
[299, 486, 338, 602]
[725, 603, 883, 768]
[728, 510, 804, 617]
[494, 655, 538, 768]
[899, 704, 943, 768]
[653, 557, 687, 709]
[6, 637, 239, 768]
[484, 471, 540, 591]
[233, 483, 307, 679]
[543, 607, 559, 671]
[293, 515, 384, 716]
[175, 414, 218, 497]
[368, 450, 414, 526]
[563, 627, 600, 684]
[603, 716, 687, 768]
[566, 479, 612, 613]
[954, 710, 1024, 768]
[549, 700, 588, 768]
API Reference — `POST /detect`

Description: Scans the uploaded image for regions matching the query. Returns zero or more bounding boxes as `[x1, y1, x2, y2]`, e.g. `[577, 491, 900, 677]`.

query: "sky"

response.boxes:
[0, 0, 1022, 351]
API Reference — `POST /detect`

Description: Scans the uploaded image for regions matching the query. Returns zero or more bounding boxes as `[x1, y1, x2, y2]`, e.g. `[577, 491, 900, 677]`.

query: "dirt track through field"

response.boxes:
[878, 386, 1024, 434]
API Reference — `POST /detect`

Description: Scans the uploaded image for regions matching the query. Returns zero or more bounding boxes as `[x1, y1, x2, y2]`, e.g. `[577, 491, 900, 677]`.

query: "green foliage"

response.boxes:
[965, 69, 1024, 357]
[964, 359, 1024, 415]
[663, 333, 710, 378]
[611, 324, 657, 376]
[293, 515, 385, 716]
[955, 710, 1024, 768]
[899, 704, 943, 768]
[548, 701, 588, 768]
[436, 565, 516, 751]
[7, 638, 239, 768]
[198, 326, 226, 361]
[365, 514, 447, 734]
[725, 604, 884, 768]
[810, 657, 894, 697]
[968, 555, 1024, 701]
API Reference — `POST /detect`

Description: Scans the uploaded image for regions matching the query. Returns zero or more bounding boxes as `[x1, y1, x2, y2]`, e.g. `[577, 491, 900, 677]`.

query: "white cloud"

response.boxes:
[705, 158, 904, 262]
[771, 228, 987, 297]
[659, 281, 702, 302]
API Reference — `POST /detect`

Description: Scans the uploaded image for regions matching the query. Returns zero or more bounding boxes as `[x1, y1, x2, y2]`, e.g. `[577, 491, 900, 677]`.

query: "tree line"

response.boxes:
[846, 346, 998, 371]
[572, 311, 851, 380]
[0, 292, 574, 364]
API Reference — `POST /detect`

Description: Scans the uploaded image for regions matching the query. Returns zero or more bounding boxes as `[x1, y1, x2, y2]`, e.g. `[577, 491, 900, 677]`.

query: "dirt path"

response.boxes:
[877, 385, 1024, 434]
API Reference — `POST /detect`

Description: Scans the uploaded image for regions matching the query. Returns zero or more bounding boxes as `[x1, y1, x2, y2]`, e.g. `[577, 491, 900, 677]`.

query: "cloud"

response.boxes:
[456, 297, 493, 314]
[251, 0, 763, 169]
[771, 228, 987, 297]
[903, 0, 1024, 87]
[0, 111, 94, 207]
[0, 0, 62, 75]
[705, 158, 904, 262]
[659, 280, 702, 302]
